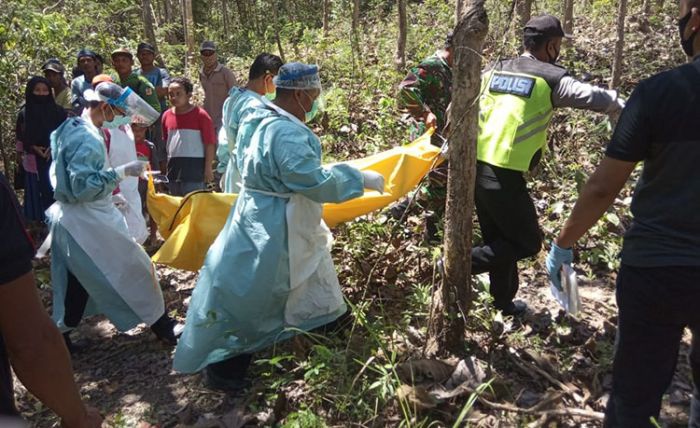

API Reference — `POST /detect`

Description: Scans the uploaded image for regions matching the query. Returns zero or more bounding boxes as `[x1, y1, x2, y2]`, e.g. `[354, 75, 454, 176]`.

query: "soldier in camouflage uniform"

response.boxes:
[395, 33, 453, 242]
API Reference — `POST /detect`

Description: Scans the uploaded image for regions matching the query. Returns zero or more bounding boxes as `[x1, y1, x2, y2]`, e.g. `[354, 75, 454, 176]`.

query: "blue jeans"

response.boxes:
[604, 264, 700, 427]
[169, 181, 204, 197]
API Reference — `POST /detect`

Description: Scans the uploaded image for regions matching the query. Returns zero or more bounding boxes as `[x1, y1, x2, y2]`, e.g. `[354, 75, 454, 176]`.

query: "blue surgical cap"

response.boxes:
[273, 62, 321, 90]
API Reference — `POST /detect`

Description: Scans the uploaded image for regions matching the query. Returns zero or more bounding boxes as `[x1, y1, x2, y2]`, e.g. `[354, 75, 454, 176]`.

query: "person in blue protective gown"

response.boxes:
[173, 63, 386, 391]
[216, 53, 283, 193]
[46, 81, 181, 351]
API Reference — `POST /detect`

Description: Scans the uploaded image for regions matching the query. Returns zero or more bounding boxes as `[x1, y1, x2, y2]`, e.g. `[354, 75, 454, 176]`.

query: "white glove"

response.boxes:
[112, 193, 128, 210]
[361, 170, 385, 194]
[115, 160, 148, 179]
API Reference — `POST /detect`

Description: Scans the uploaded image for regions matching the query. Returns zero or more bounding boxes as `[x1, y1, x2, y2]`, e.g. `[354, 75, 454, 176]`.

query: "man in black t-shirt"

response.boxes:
[0, 172, 101, 426]
[546, 1, 700, 425]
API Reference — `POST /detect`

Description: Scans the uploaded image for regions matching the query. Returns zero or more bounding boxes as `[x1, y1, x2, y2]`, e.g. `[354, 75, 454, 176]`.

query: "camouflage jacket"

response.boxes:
[398, 51, 452, 132]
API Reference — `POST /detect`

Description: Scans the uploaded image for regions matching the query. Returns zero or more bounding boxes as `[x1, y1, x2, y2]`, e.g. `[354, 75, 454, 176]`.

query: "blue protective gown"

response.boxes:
[216, 87, 267, 193]
[173, 109, 364, 373]
[48, 117, 162, 331]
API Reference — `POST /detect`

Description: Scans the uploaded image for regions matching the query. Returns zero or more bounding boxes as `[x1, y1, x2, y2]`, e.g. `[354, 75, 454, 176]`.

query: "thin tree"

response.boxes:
[395, 0, 407, 70]
[323, 0, 331, 37]
[512, 0, 532, 38]
[181, 0, 196, 74]
[563, 0, 574, 36]
[142, 0, 166, 68]
[426, 0, 488, 356]
[352, 0, 360, 32]
[610, 0, 627, 89]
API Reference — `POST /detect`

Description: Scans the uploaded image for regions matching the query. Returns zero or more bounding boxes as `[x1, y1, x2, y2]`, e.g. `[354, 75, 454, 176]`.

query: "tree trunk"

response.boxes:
[182, 0, 196, 74]
[272, 2, 286, 62]
[394, 0, 407, 70]
[513, 0, 532, 35]
[222, 0, 230, 35]
[563, 0, 574, 35]
[235, 0, 249, 29]
[322, 0, 330, 37]
[352, 0, 360, 32]
[610, 0, 627, 89]
[426, 0, 488, 357]
[142, 0, 166, 68]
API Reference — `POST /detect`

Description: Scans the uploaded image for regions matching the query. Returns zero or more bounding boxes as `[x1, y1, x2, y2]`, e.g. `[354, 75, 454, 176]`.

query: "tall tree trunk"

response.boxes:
[513, 0, 532, 35]
[610, 0, 627, 89]
[222, 0, 230, 35]
[322, 0, 330, 37]
[235, 0, 249, 29]
[563, 0, 574, 35]
[272, 2, 286, 62]
[352, 0, 360, 32]
[182, 0, 196, 74]
[142, 0, 166, 67]
[426, 0, 488, 356]
[394, 0, 407, 70]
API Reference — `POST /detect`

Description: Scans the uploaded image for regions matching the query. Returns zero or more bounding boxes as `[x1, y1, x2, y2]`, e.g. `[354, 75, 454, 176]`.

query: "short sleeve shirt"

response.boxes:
[162, 107, 216, 182]
[606, 58, 700, 267]
[137, 67, 171, 111]
[0, 172, 34, 284]
[199, 64, 237, 129]
[114, 72, 162, 113]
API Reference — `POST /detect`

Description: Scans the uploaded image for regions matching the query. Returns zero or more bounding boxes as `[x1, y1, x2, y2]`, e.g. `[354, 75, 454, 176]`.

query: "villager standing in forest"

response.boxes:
[547, 1, 700, 425]
[48, 82, 180, 351]
[395, 33, 453, 242]
[70, 49, 99, 114]
[136, 42, 170, 172]
[162, 77, 216, 196]
[199, 41, 237, 132]
[173, 63, 385, 391]
[42, 59, 72, 111]
[15, 76, 66, 227]
[473, 14, 625, 316]
[217, 52, 283, 193]
[111, 47, 162, 114]
[0, 172, 103, 428]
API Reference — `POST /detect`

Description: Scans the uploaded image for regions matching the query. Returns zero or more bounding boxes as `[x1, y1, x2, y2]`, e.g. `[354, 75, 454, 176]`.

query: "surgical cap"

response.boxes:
[273, 62, 321, 90]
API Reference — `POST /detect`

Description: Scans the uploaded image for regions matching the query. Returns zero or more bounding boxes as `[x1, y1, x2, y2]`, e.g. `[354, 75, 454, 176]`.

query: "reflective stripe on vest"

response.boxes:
[477, 70, 554, 172]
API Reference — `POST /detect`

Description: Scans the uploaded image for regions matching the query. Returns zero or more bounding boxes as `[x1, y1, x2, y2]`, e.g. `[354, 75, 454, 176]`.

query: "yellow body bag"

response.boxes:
[148, 131, 442, 271]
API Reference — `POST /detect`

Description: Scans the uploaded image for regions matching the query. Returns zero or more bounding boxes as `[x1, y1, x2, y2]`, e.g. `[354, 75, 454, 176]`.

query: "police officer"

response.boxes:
[472, 15, 625, 316]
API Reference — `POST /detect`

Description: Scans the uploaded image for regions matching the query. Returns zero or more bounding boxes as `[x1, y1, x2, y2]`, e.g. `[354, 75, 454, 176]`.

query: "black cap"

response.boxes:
[137, 42, 156, 53]
[200, 40, 216, 52]
[77, 49, 97, 60]
[523, 15, 572, 39]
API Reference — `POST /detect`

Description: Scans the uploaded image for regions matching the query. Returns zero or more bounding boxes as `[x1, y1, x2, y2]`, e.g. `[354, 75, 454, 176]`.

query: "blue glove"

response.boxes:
[546, 242, 574, 291]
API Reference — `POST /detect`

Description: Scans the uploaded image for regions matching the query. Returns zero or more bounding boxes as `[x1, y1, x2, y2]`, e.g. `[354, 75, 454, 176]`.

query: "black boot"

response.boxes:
[62, 331, 88, 354]
[150, 314, 183, 346]
[203, 354, 252, 392]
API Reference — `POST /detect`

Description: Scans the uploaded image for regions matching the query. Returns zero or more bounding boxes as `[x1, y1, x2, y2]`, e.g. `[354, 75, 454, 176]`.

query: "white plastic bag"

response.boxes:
[550, 264, 581, 316]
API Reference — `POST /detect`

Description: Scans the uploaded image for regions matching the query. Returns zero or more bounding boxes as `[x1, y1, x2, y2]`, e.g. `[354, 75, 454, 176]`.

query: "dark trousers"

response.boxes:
[64, 270, 89, 328]
[207, 354, 253, 380]
[604, 264, 700, 427]
[471, 162, 542, 309]
[0, 335, 18, 416]
[64, 270, 171, 336]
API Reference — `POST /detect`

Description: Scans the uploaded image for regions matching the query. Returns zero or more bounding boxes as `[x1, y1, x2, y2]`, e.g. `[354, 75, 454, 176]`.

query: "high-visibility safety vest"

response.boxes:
[477, 57, 568, 172]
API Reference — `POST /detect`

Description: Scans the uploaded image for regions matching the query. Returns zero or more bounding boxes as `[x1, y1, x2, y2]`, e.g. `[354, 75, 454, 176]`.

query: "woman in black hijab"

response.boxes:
[15, 76, 66, 223]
